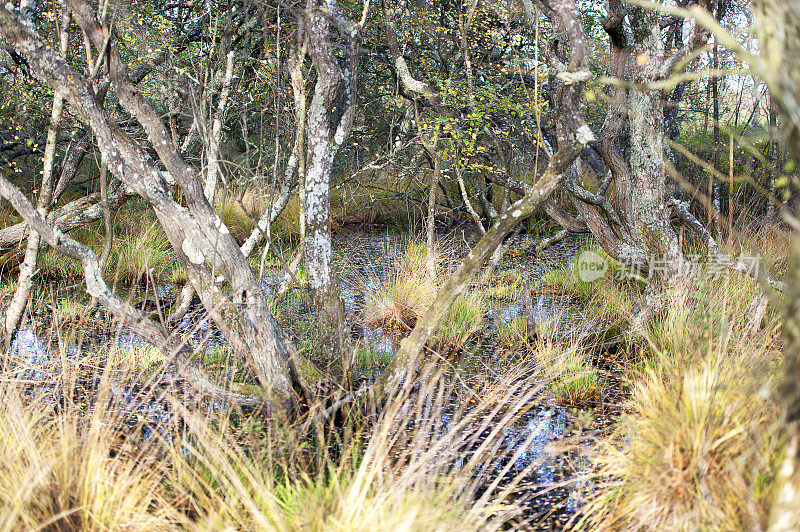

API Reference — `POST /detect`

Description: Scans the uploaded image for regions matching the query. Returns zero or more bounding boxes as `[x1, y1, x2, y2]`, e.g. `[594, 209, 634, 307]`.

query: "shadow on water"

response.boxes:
[8, 229, 613, 528]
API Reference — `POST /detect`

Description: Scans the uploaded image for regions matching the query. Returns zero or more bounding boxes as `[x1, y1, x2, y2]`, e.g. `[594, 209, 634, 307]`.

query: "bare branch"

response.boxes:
[669, 198, 786, 293]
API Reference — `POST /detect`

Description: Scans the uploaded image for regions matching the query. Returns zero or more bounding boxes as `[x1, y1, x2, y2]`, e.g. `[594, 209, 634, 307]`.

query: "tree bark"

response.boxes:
[374, 0, 594, 394]
[3, 10, 70, 348]
[302, 0, 364, 376]
[0, 1, 306, 397]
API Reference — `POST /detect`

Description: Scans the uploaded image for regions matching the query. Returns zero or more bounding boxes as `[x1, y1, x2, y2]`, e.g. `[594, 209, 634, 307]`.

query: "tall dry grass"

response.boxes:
[361, 240, 488, 355]
[361, 241, 443, 330]
[0, 375, 178, 530]
[0, 311, 563, 530]
[578, 273, 783, 530]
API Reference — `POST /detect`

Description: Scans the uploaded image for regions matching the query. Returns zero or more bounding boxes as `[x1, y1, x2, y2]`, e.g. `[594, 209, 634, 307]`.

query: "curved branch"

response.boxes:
[669, 198, 786, 293]
[0, 170, 270, 409]
[0, 182, 132, 252]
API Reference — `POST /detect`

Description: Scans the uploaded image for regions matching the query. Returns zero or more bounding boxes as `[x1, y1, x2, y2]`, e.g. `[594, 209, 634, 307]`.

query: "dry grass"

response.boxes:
[271, 196, 302, 241]
[579, 274, 783, 530]
[721, 214, 792, 280]
[0, 381, 177, 530]
[360, 241, 486, 353]
[0, 337, 561, 530]
[330, 176, 416, 228]
[361, 242, 442, 330]
[362, 275, 438, 330]
[215, 188, 272, 244]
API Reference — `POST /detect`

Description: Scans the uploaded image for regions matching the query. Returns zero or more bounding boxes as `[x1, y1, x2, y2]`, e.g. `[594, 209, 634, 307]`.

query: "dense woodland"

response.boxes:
[1, 0, 800, 529]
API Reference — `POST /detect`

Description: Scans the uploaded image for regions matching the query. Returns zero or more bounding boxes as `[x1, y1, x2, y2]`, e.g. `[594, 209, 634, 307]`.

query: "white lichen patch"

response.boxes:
[576, 125, 596, 146]
[214, 216, 230, 235]
[182, 238, 205, 265]
[85, 271, 106, 298]
[512, 209, 522, 218]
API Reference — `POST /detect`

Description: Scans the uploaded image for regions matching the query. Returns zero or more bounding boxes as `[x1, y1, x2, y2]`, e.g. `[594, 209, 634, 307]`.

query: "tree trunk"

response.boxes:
[374, 0, 594, 394]
[301, 0, 363, 377]
[0, 2, 303, 398]
[3, 10, 70, 349]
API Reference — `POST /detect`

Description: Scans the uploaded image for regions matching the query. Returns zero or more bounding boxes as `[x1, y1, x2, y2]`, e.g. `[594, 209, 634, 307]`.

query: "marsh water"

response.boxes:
[9, 228, 618, 529]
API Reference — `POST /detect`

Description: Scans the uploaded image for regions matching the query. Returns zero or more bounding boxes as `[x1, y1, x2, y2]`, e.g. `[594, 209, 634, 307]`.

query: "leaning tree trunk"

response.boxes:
[0, 1, 305, 401]
[374, 0, 594, 395]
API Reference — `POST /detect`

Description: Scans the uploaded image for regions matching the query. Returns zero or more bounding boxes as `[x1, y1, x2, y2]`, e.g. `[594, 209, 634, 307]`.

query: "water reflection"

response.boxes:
[5, 230, 599, 527]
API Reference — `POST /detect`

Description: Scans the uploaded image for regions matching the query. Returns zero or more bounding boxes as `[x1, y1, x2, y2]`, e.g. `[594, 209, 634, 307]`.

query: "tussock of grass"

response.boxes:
[398, 242, 443, 275]
[51, 297, 94, 329]
[581, 356, 778, 530]
[0, 279, 17, 302]
[362, 242, 442, 330]
[498, 316, 532, 350]
[271, 196, 302, 241]
[363, 276, 438, 330]
[548, 353, 604, 407]
[537, 261, 596, 299]
[475, 268, 523, 301]
[581, 275, 782, 530]
[361, 241, 486, 353]
[0, 385, 176, 530]
[167, 366, 543, 530]
[430, 292, 487, 355]
[39, 243, 85, 279]
[527, 335, 606, 407]
[89, 344, 167, 372]
[36, 223, 103, 280]
[0, 337, 559, 530]
[330, 179, 415, 228]
[109, 223, 175, 281]
[353, 344, 393, 367]
[170, 264, 188, 286]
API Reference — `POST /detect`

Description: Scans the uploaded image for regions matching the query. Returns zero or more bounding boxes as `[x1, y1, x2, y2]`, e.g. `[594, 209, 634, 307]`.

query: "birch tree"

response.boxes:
[301, 0, 366, 373]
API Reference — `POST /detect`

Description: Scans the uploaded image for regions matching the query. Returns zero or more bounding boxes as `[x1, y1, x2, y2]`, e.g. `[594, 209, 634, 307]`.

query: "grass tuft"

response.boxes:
[430, 292, 487, 355]
[361, 242, 442, 330]
[580, 274, 782, 530]
[0, 385, 176, 530]
[475, 268, 523, 301]
[109, 223, 175, 281]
